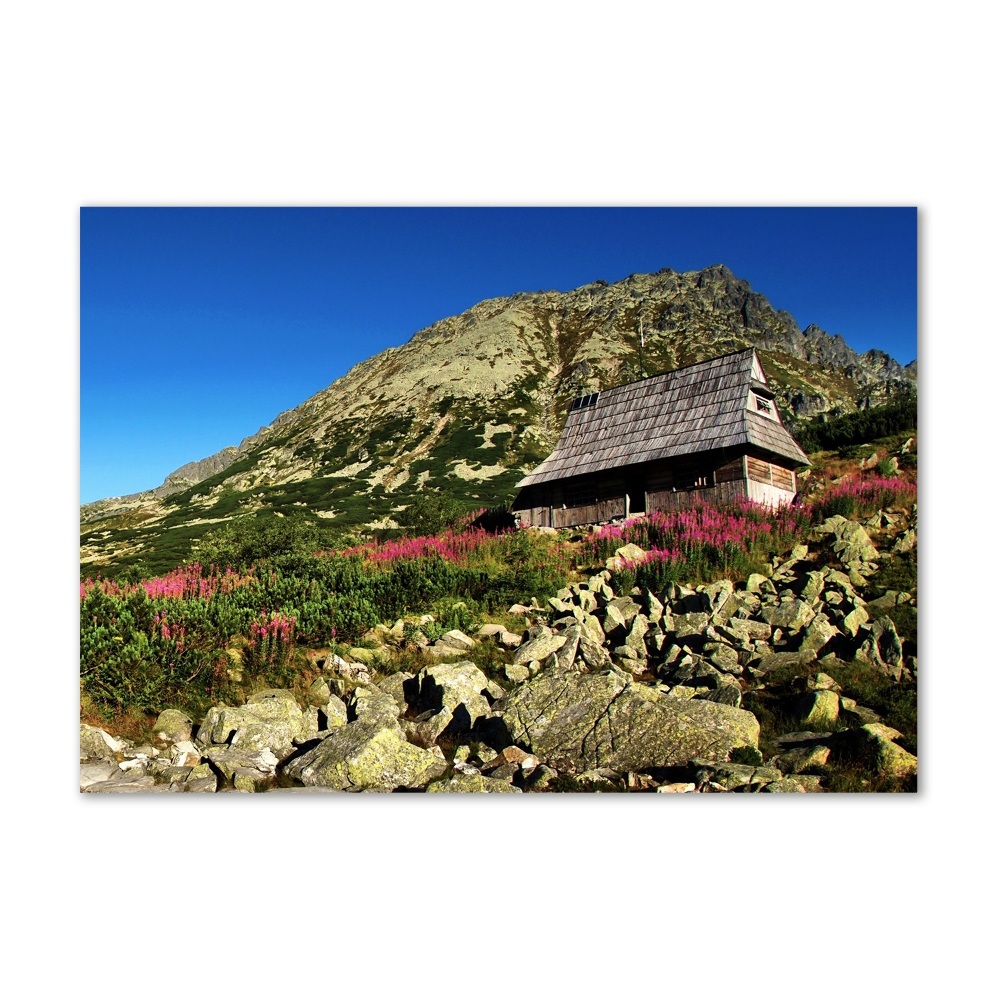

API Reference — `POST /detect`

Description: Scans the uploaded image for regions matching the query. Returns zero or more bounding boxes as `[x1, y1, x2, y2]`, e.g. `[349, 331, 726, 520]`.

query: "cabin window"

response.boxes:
[570, 392, 600, 412]
[673, 468, 713, 491]
[564, 478, 598, 506]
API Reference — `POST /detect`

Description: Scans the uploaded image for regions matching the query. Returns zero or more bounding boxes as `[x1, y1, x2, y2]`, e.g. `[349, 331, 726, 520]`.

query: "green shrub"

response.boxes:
[793, 397, 917, 454]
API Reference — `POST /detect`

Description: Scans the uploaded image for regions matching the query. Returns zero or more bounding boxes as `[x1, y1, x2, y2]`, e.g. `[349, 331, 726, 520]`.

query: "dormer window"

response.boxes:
[754, 393, 773, 415]
[570, 392, 600, 412]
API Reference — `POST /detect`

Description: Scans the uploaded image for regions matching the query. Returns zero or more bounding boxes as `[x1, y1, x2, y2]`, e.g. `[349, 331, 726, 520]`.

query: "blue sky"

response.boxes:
[80, 206, 917, 503]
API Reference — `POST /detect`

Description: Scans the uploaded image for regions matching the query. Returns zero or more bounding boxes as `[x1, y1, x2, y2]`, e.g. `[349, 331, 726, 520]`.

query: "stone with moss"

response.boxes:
[759, 778, 807, 792]
[426, 772, 522, 793]
[761, 598, 816, 632]
[80, 724, 124, 762]
[795, 689, 840, 730]
[415, 659, 496, 725]
[842, 605, 870, 638]
[346, 647, 377, 666]
[500, 665, 759, 772]
[153, 709, 193, 743]
[207, 690, 309, 752]
[348, 686, 402, 728]
[834, 723, 917, 778]
[512, 630, 567, 665]
[306, 677, 332, 707]
[282, 722, 448, 791]
[774, 744, 831, 774]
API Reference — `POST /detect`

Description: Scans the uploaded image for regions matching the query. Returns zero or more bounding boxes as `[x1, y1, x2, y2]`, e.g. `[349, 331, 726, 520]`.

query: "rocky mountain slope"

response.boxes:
[81, 265, 915, 571]
[81, 486, 918, 794]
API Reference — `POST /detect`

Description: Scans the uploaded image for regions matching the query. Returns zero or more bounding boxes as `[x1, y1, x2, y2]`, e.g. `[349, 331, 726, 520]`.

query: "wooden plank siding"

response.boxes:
[514, 450, 756, 526]
[747, 455, 797, 492]
[647, 478, 747, 513]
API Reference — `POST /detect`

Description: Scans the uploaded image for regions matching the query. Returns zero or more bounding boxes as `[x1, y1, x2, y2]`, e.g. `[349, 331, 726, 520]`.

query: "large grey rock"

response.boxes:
[834, 724, 917, 779]
[761, 599, 815, 632]
[822, 516, 880, 566]
[375, 672, 414, 711]
[555, 625, 582, 670]
[426, 773, 523, 793]
[282, 722, 448, 791]
[693, 762, 783, 791]
[80, 724, 124, 762]
[794, 689, 841, 730]
[577, 633, 612, 670]
[512, 630, 567, 665]
[80, 761, 119, 788]
[800, 613, 838, 656]
[202, 689, 309, 752]
[500, 666, 759, 772]
[205, 746, 280, 785]
[437, 629, 476, 651]
[759, 778, 808, 793]
[414, 660, 496, 732]
[842, 605, 870, 638]
[82, 776, 169, 793]
[855, 617, 906, 680]
[774, 744, 831, 774]
[153, 709, 193, 743]
[719, 619, 772, 646]
[348, 685, 403, 728]
[672, 612, 710, 638]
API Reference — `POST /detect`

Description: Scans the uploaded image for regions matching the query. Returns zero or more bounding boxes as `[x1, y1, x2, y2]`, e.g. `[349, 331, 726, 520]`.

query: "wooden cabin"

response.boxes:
[512, 348, 810, 529]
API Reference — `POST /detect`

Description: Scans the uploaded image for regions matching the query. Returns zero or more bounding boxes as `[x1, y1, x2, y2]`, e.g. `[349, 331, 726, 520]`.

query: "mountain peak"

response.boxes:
[81, 266, 915, 571]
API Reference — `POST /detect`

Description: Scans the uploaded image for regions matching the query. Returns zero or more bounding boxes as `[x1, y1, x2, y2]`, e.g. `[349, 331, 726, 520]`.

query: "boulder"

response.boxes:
[693, 762, 783, 791]
[200, 690, 309, 752]
[842, 606, 869, 638]
[415, 660, 497, 725]
[855, 617, 906, 680]
[426, 773, 523, 793]
[323, 697, 349, 729]
[282, 722, 448, 791]
[153, 709, 193, 743]
[80, 724, 124, 762]
[493, 629, 523, 649]
[204, 746, 280, 786]
[348, 686, 403, 728]
[80, 761, 119, 788]
[774, 744, 831, 775]
[794, 689, 841, 730]
[555, 625, 582, 670]
[672, 612, 710, 638]
[437, 629, 476, 652]
[512, 630, 567, 665]
[606, 543, 646, 571]
[821, 516, 880, 566]
[799, 613, 838, 656]
[759, 779, 808, 793]
[719, 619, 772, 646]
[577, 633, 612, 670]
[375, 672, 414, 712]
[500, 666, 759, 772]
[834, 724, 917, 779]
[761, 599, 815, 632]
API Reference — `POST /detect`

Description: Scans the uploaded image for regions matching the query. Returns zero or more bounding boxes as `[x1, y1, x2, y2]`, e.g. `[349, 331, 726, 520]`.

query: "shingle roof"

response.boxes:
[517, 348, 809, 488]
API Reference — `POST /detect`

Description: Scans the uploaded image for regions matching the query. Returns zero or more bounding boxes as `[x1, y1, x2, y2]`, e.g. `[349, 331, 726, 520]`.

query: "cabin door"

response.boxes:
[626, 474, 646, 516]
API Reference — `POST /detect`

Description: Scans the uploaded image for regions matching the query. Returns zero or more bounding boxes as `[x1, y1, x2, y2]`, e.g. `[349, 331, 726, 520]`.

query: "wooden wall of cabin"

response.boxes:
[746, 454, 796, 493]
[513, 473, 627, 528]
[513, 450, 800, 526]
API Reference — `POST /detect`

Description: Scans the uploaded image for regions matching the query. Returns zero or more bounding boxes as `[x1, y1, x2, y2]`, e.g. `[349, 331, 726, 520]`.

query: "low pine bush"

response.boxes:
[812, 474, 916, 521]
